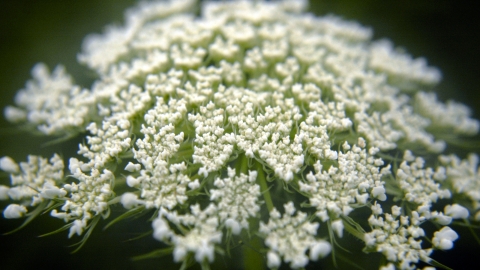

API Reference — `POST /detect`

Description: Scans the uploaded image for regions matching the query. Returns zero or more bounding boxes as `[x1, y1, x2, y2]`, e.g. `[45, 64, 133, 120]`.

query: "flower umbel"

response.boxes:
[1, 0, 479, 269]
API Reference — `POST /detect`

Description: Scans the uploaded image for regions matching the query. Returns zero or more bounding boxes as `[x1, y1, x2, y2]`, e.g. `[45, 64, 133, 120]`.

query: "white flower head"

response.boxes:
[1, 154, 65, 206]
[159, 204, 223, 264]
[365, 203, 433, 269]
[259, 202, 331, 268]
[300, 139, 388, 221]
[210, 168, 261, 233]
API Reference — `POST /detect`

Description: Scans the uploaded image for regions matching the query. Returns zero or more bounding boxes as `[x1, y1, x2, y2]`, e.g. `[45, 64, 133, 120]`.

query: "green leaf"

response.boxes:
[427, 258, 453, 270]
[41, 132, 78, 147]
[124, 230, 153, 242]
[70, 215, 100, 254]
[464, 219, 480, 245]
[179, 254, 196, 270]
[38, 222, 73, 237]
[103, 205, 146, 230]
[131, 247, 174, 261]
[336, 252, 367, 270]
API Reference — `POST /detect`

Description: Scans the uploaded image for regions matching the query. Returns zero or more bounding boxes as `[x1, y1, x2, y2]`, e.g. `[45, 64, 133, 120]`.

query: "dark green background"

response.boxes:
[0, 0, 479, 269]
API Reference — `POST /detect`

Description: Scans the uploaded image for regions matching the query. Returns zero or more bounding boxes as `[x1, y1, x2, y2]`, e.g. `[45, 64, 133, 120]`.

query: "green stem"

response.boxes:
[342, 216, 365, 241]
[465, 219, 480, 245]
[237, 153, 249, 175]
[243, 236, 265, 270]
[255, 161, 274, 213]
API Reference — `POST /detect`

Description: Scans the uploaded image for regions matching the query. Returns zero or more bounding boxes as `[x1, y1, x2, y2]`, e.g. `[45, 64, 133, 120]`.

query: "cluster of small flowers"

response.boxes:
[299, 138, 389, 223]
[438, 154, 480, 220]
[1, 0, 479, 269]
[259, 202, 331, 269]
[415, 92, 479, 136]
[151, 169, 261, 263]
[365, 202, 465, 270]
[3, 64, 96, 136]
[0, 155, 65, 218]
[394, 151, 452, 217]
[365, 203, 433, 270]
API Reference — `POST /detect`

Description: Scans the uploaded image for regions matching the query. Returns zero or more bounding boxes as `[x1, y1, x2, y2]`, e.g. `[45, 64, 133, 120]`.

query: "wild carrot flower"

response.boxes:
[1, 1, 479, 269]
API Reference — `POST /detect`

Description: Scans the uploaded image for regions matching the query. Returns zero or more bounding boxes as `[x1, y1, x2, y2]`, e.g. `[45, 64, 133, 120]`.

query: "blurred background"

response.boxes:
[0, 0, 478, 269]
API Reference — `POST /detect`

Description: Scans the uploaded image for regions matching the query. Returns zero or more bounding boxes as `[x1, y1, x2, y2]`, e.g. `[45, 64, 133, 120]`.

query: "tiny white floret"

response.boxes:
[68, 219, 85, 238]
[445, 204, 469, 219]
[4, 106, 27, 122]
[188, 179, 200, 190]
[267, 251, 281, 269]
[3, 204, 27, 219]
[331, 219, 344, 238]
[432, 226, 458, 250]
[372, 186, 387, 201]
[126, 175, 141, 187]
[225, 218, 241, 235]
[125, 162, 141, 172]
[40, 183, 67, 199]
[309, 241, 332, 261]
[432, 212, 452, 225]
[379, 263, 395, 270]
[121, 192, 140, 209]
[0, 156, 19, 174]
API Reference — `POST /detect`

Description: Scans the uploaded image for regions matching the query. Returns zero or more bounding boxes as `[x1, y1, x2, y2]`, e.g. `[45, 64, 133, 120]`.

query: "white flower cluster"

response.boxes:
[0, 155, 65, 202]
[415, 92, 479, 136]
[124, 162, 195, 210]
[438, 154, 480, 220]
[369, 40, 442, 90]
[1, 0, 479, 269]
[0, 155, 65, 218]
[154, 204, 222, 264]
[53, 82, 155, 234]
[78, 0, 197, 74]
[364, 203, 433, 270]
[4, 64, 96, 136]
[300, 138, 389, 222]
[58, 163, 114, 237]
[394, 151, 452, 217]
[133, 97, 186, 169]
[259, 202, 331, 269]
[209, 168, 261, 233]
[152, 169, 261, 263]
[188, 102, 235, 177]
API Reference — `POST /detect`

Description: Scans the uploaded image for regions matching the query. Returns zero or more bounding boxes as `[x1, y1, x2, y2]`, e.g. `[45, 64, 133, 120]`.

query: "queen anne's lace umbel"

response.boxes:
[259, 202, 331, 269]
[1, 1, 479, 269]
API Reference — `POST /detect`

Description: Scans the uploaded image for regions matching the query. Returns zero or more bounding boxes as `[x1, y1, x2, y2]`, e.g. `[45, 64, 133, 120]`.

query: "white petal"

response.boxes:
[0, 156, 19, 174]
[3, 204, 27, 219]
[445, 204, 469, 219]
[267, 251, 281, 269]
[310, 241, 331, 261]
